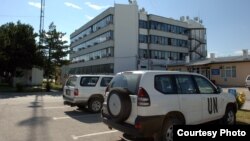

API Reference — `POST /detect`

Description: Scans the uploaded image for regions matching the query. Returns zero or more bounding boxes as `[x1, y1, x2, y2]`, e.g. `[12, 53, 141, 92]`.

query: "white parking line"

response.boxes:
[43, 106, 70, 109]
[72, 130, 118, 140]
[53, 114, 99, 120]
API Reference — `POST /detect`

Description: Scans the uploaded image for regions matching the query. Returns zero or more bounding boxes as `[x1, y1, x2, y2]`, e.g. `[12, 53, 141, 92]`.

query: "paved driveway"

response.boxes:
[0, 92, 125, 141]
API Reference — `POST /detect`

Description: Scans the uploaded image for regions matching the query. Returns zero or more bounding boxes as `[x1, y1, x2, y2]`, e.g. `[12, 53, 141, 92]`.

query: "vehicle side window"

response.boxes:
[80, 77, 99, 87]
[194, 76, 216, 94]
[66, 77, 77, 86]
[247, 76, 250, 80]
[155, 75, 176, 94]
[176, 75, 197, 94]
[100, 77, 113, 87]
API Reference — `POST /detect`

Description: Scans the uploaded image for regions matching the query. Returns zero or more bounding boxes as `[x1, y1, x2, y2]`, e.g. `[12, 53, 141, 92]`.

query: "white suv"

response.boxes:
[102, 71, 237, 141]
[63, 75, 113, 112]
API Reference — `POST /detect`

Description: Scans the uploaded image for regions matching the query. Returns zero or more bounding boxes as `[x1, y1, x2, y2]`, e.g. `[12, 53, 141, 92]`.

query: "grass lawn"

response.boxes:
[236, 110, 250, 124]
[50, 83, 63, 91]
[0, 84, 16, 92]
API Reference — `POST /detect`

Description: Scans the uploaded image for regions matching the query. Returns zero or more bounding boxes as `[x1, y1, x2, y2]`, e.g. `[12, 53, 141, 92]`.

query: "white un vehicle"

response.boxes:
[102, 71, 237, 141]
[63, 75, 113, 113]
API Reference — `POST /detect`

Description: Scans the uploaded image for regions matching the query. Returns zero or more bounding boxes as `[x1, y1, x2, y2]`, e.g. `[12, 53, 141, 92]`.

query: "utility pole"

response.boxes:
[39, 0, 45, 46]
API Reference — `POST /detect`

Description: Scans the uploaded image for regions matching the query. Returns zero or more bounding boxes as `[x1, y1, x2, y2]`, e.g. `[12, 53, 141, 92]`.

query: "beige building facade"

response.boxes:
[167, 51, 250, 87]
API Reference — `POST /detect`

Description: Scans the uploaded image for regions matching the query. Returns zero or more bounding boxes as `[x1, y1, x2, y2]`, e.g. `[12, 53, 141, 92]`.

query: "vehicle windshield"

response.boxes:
[110, 72, 141, 95]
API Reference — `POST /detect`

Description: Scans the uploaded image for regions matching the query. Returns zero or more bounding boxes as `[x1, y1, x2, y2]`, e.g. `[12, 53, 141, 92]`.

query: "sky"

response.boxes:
[0, 0, 250, 57]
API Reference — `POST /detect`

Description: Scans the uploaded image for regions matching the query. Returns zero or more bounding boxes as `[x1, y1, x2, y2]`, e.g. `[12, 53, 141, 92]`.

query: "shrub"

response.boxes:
[236, 92, 246, 109]
[16, 83, 24, 92]
[46, 82, 51, 92]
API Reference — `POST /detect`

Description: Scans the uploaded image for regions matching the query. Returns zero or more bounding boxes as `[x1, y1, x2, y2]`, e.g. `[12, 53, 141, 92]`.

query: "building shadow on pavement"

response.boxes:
[18, 94, 51, 141]
[64, 109, 102, 124]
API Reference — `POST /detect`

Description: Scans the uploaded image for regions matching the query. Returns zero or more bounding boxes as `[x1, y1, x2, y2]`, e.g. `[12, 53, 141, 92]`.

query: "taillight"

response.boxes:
[137, 87, 150, 106]
[135, 122, 142, 129]
[74, 89, 79, 96]
[134, 117, 142, 129]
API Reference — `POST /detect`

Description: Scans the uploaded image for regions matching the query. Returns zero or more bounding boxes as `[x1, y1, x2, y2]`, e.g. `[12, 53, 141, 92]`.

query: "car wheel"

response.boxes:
[88, 98, 102, 113]
[248, 87, 250, 91]
[77, 105, 85, 110]
[221, 107, 236, 125]
[107, 88, 131, 122]
[162, 118, 182, 141]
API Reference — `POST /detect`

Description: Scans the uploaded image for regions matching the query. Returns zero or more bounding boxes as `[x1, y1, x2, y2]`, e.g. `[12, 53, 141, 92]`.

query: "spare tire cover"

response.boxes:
[107, 88, 132, 122]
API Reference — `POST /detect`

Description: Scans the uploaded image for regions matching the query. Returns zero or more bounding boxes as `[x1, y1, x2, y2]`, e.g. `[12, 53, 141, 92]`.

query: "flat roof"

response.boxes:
[168, 55, 250, 67]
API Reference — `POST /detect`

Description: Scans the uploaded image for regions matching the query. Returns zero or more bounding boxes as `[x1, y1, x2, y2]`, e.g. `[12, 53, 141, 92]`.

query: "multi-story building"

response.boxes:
[68, 1, 207, 74]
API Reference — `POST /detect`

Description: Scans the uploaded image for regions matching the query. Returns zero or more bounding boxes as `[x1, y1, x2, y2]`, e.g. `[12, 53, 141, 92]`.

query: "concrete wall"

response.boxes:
[31, 68, 43, 85]
[13, 68, 43, 86]
[113, 4, 139, 73]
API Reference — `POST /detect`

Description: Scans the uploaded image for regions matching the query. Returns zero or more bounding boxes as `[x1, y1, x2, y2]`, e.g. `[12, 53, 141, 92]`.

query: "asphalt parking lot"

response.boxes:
[0, 88, 249, 141]
[0, 92, 127, 141]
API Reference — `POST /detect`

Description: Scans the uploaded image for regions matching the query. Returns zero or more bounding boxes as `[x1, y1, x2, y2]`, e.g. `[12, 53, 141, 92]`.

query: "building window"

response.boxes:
[71, 47, 114, 63]
[72, 31, 113, 52]
[225, 66, 231, 77]
[221, 66, 236, 78]
[71, 15, 113, 43]
[232, 66, 236, 77]
[139, 35, 148, 43]
[139, 20, 148, 29]
[220, 66, 225, 78]
[69, 64, 114, 75]
[139, 49, 148, 59]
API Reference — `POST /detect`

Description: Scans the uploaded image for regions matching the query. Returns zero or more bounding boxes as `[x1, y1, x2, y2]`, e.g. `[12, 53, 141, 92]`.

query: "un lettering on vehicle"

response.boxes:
[207, 97, 218, 114]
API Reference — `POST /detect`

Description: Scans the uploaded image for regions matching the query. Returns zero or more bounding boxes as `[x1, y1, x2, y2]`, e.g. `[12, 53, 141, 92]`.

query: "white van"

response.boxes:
[63, 75, 113, 112]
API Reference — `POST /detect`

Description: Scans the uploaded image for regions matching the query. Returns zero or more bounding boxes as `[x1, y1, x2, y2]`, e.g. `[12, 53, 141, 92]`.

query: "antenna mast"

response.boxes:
[39, 0, 45, 45]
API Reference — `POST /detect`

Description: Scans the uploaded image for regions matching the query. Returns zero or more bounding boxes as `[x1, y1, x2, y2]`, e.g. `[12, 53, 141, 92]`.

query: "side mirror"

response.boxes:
[216, 86, 222, 93]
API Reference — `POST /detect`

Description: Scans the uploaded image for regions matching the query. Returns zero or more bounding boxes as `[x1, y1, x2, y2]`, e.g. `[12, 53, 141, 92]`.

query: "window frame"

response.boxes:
[154, 75, 177, 95]
[193, 75, 217, 94]
[65, 76, 77, 87]
[175, 74, 198, 94]
[100, 77, 113, 87]
[80, 76, 100, 87]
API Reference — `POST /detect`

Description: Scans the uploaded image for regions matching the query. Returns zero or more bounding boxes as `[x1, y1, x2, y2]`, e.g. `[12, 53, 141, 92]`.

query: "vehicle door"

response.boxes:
[79, 76, 100, 98]
[193, 75, 223, 122]
[176, 75, 202, 124]
[64, 76, 77, 98]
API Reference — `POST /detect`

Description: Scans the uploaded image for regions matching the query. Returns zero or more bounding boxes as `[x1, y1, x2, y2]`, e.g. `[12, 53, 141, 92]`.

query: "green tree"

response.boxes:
[0, 21, 44, 85]
[41, 22, 69, 91]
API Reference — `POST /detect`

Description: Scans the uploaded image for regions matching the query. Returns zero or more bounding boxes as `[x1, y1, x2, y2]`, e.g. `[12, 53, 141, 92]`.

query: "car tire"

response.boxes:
[88, 98, 103, 113]
[248, 87, 250, 91]
[162, 118, 183, 141]
[221, 107, 236, 125]
[77, 105, 85, 109]
[107, 88, 131, 122]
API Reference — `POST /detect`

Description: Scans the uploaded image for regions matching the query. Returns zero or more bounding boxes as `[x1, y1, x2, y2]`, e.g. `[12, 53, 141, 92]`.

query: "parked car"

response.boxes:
[63, 75, 113, 112]
[246, 75, 250, 91]
[102, 71, 237, 141]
